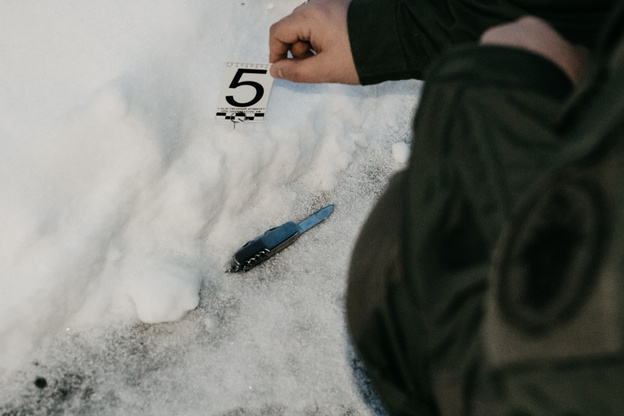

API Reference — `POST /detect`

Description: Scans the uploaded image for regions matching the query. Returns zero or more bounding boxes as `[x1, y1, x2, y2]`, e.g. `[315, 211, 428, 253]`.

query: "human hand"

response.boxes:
[269, 0, 360, 84]
[480, 16, 590, 83]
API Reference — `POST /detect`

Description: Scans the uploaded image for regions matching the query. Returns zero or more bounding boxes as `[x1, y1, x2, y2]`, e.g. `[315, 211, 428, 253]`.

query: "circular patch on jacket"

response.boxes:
[496, 178, 607, 334]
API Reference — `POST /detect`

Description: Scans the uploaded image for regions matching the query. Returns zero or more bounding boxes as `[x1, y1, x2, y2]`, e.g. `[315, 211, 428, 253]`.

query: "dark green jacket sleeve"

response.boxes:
[347, 0, 615, 84]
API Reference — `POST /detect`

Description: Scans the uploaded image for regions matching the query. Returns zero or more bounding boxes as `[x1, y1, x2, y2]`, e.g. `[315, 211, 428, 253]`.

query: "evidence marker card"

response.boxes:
[216, 62, 274, 123]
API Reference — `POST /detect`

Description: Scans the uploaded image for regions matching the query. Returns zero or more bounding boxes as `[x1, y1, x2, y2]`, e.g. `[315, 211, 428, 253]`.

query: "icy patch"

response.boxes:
[392, 141, 411, 165]
[124, 258, 201, 324]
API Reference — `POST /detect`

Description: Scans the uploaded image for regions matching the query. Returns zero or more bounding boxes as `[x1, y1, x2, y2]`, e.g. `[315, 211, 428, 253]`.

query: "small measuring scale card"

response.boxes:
[216, 62, 274, 123]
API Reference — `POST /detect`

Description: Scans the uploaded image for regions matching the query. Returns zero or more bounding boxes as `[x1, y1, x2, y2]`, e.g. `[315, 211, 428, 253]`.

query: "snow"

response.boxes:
[0, 0, 421, 414]
[392, 142, 411, 165]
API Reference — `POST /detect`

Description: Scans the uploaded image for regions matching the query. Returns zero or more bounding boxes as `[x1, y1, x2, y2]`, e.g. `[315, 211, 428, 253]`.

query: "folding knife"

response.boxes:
[228, 205, 335, 272]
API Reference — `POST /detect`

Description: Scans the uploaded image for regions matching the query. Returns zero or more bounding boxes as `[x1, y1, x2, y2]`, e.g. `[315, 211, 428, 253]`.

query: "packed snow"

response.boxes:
[0, 0, 421, 414]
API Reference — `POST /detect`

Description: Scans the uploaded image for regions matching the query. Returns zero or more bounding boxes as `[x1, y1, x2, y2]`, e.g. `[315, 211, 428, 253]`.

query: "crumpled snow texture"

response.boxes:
[0, 0, 420, 414]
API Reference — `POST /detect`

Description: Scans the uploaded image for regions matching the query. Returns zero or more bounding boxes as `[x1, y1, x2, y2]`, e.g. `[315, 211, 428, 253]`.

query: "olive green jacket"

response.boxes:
[347, 1, 624, 414]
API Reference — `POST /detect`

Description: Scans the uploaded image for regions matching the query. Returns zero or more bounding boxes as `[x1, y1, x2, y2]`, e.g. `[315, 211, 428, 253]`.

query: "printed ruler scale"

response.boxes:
[216, 62, 274, 123]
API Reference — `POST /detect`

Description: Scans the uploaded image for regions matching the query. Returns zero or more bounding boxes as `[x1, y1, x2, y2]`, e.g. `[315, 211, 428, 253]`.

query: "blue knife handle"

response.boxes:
[229, 222, 301, 272]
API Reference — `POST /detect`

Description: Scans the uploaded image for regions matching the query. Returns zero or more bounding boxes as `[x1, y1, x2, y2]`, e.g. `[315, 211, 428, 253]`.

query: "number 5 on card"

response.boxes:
[216, 62, 274, 123]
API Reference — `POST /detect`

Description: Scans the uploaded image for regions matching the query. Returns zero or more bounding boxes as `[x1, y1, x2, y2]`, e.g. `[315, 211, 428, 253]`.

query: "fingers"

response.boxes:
[268, 0, 359, 84]
[268, 10, 326, 83]
[268, 11, 310, 63]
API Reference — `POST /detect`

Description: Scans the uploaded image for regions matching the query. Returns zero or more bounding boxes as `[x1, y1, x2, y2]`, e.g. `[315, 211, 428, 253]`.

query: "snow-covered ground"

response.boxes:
[0, 1, 421, 414]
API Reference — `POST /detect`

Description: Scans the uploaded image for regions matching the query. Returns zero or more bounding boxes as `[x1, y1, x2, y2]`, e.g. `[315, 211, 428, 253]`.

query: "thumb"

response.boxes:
[270, 56, 328, 83]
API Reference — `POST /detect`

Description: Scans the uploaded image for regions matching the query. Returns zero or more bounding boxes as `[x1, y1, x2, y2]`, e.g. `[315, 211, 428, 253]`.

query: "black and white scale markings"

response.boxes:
[216, 111, 266, 122]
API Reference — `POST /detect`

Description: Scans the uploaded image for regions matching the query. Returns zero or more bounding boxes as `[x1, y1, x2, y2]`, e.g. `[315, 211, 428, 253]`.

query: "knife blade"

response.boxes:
[228, 204, 335, 273]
